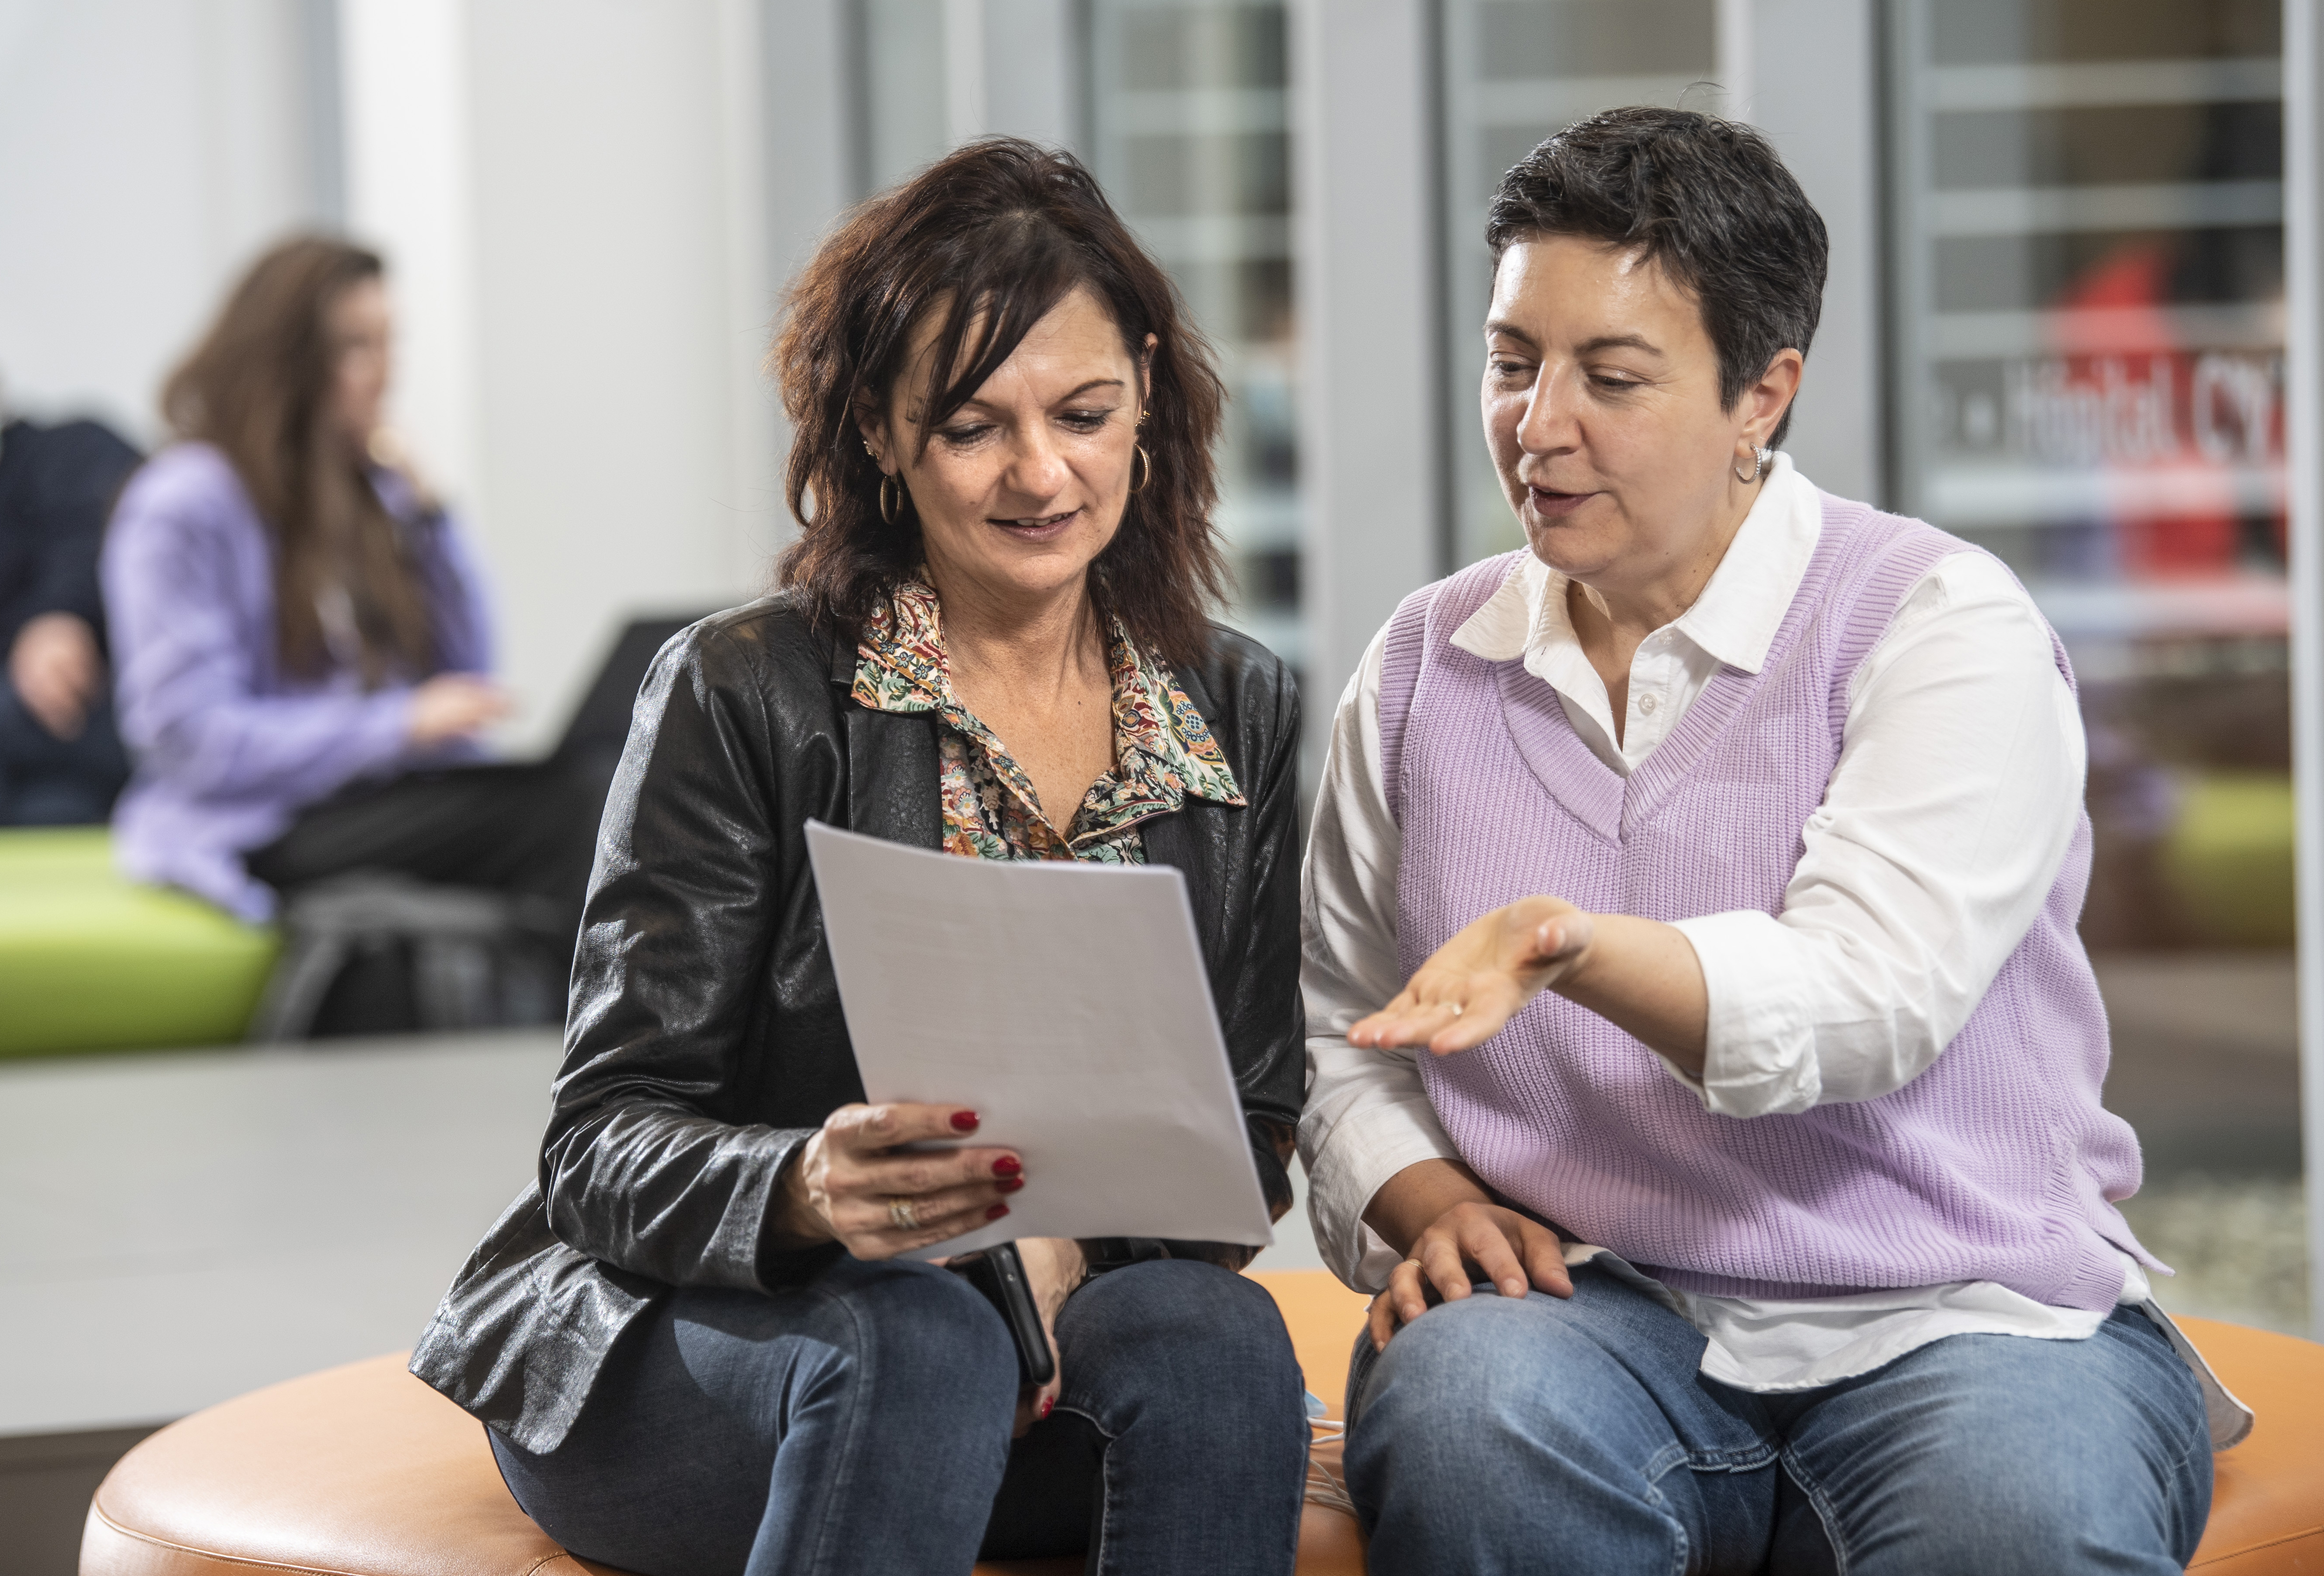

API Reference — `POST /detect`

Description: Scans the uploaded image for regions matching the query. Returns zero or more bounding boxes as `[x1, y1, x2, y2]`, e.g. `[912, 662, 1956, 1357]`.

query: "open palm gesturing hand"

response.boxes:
[1347, 896, 1596, 1057]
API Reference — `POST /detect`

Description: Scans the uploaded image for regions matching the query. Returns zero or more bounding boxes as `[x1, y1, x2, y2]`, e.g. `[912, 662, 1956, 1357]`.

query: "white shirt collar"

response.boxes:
[1450, 453, 1823, 677]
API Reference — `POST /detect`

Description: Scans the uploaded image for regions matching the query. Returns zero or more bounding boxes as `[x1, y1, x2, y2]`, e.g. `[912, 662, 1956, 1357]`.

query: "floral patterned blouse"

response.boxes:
[851, 579, 1244, 863]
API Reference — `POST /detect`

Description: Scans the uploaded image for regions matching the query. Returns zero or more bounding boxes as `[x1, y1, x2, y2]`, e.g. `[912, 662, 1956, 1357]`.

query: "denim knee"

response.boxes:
[1354, 1292, 1581, 1449]
[796, 1257, 1021, 1421]
[1347, 1291, 1708, 1572]
[683, 1255, 1022, 1441]
[1353, 1290, 1712, 1482]
[1059, 1259, 1302, 1418]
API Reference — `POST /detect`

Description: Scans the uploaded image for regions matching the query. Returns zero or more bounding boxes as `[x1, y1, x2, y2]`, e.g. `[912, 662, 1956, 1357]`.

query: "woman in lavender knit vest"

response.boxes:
[1298, 108, 2233, 1575]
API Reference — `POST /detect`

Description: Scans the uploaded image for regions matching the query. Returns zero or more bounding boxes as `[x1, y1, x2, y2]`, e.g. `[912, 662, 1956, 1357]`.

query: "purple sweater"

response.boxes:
[102, 443, 495, 921]
[1381, 495, 2149, 1312]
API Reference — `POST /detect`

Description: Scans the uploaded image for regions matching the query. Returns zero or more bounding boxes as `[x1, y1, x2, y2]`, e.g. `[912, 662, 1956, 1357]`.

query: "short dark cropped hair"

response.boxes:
[773, 138, 1229, 664]
[1486, 107, 1827, 447]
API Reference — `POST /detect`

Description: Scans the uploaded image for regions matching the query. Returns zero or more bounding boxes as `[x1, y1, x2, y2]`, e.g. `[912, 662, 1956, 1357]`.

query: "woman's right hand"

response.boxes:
[772, 1102, 1024, 1259]
[1349, 896, 1594, 1057]
[1366, 1198, 1570, 1352]
[407, 672, 512, 747]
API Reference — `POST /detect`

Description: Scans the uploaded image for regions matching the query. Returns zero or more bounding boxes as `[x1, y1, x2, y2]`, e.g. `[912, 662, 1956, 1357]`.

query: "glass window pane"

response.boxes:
[1089, 0, 1301, 668]
[1438, 0, 1723, 567]
[845, 0, 1302, 670]
[1886, 0, 2301, 1327]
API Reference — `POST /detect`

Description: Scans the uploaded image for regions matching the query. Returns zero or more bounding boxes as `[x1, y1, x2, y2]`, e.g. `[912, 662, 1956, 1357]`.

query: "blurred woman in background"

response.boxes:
[103, 237, 603, 953]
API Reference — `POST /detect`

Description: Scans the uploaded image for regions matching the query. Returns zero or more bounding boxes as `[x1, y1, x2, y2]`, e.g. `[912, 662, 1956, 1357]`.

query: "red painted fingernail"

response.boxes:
[997, 1176, 1024, 1194]
[986, 1202, 1011, 1220]
[1039, 1396, 1054, 1419]
[950, 1111, 980, 1132]
[992, 1155, 1021, 1177]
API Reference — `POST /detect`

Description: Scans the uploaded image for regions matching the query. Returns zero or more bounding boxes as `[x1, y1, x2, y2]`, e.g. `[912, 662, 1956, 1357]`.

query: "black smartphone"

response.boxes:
[950, 1242, 1056, 1387]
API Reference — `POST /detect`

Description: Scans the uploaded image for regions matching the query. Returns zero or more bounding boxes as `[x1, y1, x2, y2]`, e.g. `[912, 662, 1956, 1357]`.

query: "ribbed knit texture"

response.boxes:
[1380, 494, 2147, 1311]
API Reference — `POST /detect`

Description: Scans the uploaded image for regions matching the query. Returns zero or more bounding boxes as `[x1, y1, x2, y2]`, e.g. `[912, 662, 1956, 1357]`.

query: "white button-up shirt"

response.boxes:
[1297, 455, 2249, 1445]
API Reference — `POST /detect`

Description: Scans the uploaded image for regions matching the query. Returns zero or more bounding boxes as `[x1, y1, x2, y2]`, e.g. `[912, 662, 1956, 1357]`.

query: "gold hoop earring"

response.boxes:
[879, 472, 904, 524]
[1733, 444, 1770, 484]
[1131, 445, 1152, 494]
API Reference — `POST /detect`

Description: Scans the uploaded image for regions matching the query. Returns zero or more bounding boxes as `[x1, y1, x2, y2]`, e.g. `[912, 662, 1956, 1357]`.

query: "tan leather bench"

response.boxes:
[78, 1272, 2322, 1576]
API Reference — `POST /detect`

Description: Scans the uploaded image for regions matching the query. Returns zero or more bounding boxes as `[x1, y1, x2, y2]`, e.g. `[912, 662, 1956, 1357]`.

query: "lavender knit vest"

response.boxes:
[1380, 494, 2147, 1311]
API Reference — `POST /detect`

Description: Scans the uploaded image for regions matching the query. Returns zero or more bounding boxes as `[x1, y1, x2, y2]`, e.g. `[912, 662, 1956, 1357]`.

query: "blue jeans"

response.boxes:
[1344, 1264, 2211, 1576]
[490, 1255, 1307, 1576]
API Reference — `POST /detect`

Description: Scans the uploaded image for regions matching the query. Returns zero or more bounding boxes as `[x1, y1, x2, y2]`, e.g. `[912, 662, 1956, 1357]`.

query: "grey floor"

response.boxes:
[0, 1033, 560, 1576]
[1, 1032, 560, 1439]
[0, 953, 2299, 1575]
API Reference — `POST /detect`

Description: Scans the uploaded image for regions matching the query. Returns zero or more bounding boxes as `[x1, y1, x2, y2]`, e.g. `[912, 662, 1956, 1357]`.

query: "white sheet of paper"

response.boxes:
[805, 820, 1273, 1258]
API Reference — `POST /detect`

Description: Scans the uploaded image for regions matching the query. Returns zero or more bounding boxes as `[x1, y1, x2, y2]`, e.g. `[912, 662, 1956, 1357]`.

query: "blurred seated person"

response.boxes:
[0, 394, 141, 823]
[102, 236, 608, 959]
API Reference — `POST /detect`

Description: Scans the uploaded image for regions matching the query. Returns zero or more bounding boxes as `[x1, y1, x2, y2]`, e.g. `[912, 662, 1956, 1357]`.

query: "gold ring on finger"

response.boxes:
[887, 1195, 920, 1231]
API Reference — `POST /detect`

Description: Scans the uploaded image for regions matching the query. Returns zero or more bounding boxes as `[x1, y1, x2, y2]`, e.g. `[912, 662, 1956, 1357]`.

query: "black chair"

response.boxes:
[250, 612, 713, 1043]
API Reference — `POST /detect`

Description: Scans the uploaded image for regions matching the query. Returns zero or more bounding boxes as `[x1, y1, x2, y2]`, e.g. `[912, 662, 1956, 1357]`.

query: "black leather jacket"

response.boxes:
[410, 594, 1305, 1452]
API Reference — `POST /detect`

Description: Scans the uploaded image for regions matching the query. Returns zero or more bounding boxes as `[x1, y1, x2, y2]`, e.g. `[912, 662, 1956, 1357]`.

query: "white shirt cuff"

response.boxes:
[1298, 1082, 1462, 1290]
[1667, 910, 1821, 1117]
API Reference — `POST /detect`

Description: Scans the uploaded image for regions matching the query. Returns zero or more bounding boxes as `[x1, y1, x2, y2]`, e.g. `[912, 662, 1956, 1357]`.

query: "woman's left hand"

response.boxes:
[1012, 1237, 1085, 1435]
[1349, 896, 1595, 1056]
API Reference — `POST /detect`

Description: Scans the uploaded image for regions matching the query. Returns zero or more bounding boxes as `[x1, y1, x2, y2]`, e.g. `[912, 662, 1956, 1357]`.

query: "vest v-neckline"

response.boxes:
[1493, 656, 1770, 842]
[1489, 518, 1859, 842]
[1493, 659, 1625, 842]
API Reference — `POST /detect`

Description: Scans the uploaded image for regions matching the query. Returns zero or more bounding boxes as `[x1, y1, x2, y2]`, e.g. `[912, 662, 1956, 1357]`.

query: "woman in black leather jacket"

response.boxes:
[411, 139, 1310, 1575]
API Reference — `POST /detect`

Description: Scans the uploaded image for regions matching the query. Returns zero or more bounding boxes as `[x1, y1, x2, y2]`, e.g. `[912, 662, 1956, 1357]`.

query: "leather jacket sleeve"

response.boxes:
[1145, 630, 1306, 1266]
[1223, 648, 1302, 1220]
[538, 622, 826, 1293]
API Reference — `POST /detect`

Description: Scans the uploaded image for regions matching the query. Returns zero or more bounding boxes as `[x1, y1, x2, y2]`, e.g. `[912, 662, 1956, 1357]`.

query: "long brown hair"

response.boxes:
[772, 138, 1229, 665]
[162, 236, 435, 683]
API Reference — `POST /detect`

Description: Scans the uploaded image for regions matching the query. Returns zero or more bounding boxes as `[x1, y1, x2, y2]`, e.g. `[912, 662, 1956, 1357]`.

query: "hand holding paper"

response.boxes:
[805, 821, 1273, 1259]
[770, 1099, 1026, 1259]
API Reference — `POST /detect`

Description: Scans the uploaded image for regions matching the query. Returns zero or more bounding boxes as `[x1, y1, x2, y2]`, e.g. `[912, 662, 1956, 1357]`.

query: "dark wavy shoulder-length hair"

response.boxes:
[773, 138, 1228, 665]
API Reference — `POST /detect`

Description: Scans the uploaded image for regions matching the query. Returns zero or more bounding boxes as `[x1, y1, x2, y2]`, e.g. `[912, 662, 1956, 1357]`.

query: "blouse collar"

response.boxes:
[1451, 452, 1823, 679]
[851, 579, 1245, 818]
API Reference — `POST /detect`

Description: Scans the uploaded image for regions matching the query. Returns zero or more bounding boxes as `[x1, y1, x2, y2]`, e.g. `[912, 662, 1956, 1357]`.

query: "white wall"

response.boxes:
[343, 0, 851, 752]
[340, 0, 481, 508]
[465, 0, 780, 748]
[0, 0, 327, 443]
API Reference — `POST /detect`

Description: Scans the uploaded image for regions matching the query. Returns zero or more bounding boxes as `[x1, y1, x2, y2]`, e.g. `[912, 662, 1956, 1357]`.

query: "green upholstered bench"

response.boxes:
[2162, 771, 2296, 948]
[0, 827, 277, 1059]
